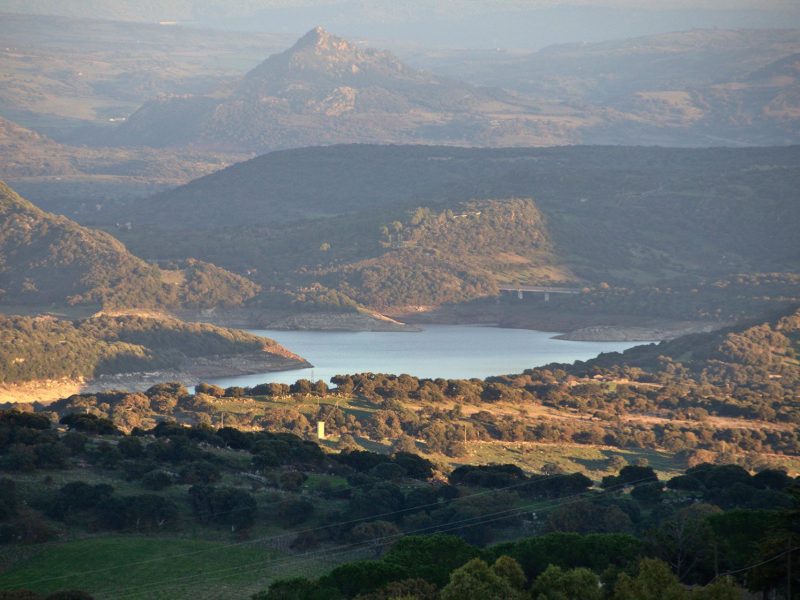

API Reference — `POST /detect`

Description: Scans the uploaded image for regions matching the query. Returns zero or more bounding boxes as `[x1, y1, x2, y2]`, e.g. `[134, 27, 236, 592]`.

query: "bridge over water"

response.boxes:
[498, 285, 582, 302]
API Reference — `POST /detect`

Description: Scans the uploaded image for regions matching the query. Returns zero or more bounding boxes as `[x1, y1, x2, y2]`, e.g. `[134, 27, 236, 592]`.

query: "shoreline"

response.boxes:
[0, 351, 311, 405]
[0, 314, 724, 405]
[1, 303, 726, 341]
[173, 307, 419, 332]
[0, 305, 727, 405]
[176, 305, 723, 342]
[387, 304, 725, 342]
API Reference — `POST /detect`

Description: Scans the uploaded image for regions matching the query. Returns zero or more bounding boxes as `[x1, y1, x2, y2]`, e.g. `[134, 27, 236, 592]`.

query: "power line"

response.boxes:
[5, 469, 592, 587]
[107, 477, 653, 599]
[111, 477, 644, 598]
[715, 546, 800, 579]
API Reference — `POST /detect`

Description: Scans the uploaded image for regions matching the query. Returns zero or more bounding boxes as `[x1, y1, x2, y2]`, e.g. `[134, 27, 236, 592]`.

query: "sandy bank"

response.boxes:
[553, 323, 721, 341]
[0, 351, 311, 404]
[389, 303, 725, 341]
[175, 307, 418, 332]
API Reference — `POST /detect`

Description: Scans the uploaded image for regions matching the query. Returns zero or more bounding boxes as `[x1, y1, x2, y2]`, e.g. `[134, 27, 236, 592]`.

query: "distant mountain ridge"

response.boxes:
[104, 27, 800, 150]
[106, 27, 577, 151]
[429, 28, 800, 146]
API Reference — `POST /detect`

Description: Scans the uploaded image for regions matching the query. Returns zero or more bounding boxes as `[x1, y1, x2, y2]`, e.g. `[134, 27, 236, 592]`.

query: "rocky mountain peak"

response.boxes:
[239, 26, 413, 94]
[290, 26, 354, 55]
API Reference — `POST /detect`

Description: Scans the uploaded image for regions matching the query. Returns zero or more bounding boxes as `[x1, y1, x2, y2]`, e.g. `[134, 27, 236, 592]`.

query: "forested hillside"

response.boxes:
[0, 314, 303, 385]
[104, 145, 800, 315]
[583, 303, 800, 375]
[330, 199, 569, 307]
[0, 181, 258, 309]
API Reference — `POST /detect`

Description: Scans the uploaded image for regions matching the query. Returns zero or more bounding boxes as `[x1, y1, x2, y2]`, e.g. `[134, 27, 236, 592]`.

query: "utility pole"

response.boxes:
[788, 543, 792, 600]
[714, 542, 719, 579]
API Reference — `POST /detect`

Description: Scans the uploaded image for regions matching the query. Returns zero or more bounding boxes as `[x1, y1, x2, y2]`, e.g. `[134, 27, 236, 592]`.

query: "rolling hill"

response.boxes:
[0, 180, 258, 309]
[0, 312, 308, 400]
[421, 28, 800, 146]
[0, 117, 79, 178]
[102, 144, 800, 314]
[0, 116, 240, 184]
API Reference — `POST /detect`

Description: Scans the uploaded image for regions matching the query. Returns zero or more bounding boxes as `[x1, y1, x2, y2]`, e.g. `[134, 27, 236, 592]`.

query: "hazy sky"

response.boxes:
[4, 0, 797, 16]
[3, 0, 800, 49]
[503, 0, 795, 7]
[424, 0, 798, 8]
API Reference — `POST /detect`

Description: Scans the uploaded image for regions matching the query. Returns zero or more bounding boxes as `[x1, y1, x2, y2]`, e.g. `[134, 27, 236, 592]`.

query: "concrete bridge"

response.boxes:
[498, 285, 582, 302]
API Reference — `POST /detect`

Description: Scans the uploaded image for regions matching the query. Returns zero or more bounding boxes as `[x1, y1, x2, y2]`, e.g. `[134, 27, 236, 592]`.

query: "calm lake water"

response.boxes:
[205, 325, 647, 388]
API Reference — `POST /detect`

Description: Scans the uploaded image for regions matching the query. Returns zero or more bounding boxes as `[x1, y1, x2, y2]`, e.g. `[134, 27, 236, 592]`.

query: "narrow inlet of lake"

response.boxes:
[205, 325, 647, 388]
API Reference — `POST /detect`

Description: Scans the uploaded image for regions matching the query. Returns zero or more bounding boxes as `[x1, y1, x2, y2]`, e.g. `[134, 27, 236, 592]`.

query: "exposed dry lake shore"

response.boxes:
[175, 307, 418, 332]
[180, 304, 721, 341]
[0, 351, 310, 404]
[390, 303, 723, 342]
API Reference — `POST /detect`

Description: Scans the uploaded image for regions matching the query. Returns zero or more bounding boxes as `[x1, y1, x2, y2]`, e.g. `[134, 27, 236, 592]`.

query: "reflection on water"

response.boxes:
[205, 325, 646, 388]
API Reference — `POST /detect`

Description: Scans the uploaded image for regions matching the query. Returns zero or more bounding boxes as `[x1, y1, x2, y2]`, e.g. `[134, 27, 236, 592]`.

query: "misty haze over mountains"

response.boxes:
[5, 0, 800, 49]
[73, 25, 800, 152]
[2, 7, 799, 157]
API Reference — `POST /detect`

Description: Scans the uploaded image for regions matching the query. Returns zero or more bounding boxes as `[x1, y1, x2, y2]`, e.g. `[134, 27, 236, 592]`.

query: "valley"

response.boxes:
[0, 7, 798, 600]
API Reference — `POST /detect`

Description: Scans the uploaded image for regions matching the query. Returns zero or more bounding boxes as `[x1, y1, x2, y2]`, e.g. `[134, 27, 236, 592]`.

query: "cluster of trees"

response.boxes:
[259, 285, 361, 314]
[338, 199, 558, 309]
[255, 517, 797, 599]
[2, 405, 799, 599]
[48, 480, 179, 532]
[0, 314, 286, 384]
[257, 458, 800, 597]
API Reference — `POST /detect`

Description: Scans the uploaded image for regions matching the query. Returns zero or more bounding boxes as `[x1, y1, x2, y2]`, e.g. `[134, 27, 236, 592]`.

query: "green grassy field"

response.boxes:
[0, 536, 298, 599]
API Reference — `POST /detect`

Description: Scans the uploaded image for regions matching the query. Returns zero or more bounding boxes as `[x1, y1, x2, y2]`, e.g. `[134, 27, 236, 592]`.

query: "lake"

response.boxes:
[205, 325, 647, 388]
